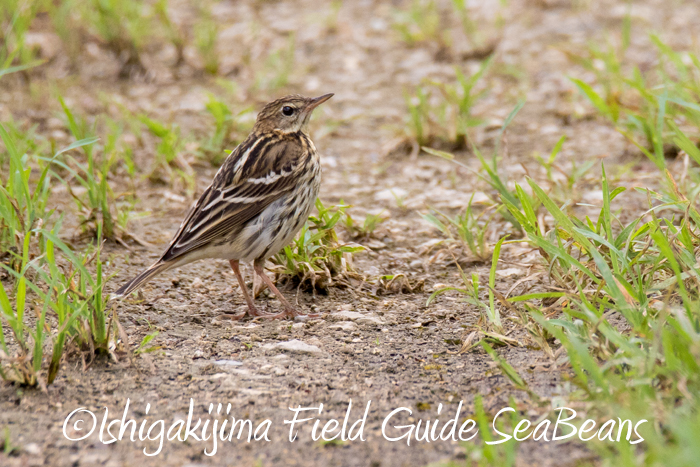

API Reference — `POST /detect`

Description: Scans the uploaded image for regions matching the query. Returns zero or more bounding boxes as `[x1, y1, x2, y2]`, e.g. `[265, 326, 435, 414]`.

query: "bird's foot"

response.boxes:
[217, 311, 247, 321]
[252, 264, 319, 320]
[247, 305, 288, 320]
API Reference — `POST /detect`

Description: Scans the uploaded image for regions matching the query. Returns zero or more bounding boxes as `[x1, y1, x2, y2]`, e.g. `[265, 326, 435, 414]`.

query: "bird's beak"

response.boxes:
[306, 93, 334, 111]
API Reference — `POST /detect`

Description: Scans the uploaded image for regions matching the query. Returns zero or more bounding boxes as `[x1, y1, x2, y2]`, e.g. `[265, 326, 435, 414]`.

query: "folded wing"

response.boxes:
[160, 132, 306, 263]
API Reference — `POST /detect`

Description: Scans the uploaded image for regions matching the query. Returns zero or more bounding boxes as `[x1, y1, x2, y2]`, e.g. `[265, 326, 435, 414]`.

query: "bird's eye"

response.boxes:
[282, 106, 295, 116]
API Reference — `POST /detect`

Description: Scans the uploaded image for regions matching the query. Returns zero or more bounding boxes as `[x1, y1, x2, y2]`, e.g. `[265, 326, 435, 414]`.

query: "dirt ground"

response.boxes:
[1, 0, 696, 466]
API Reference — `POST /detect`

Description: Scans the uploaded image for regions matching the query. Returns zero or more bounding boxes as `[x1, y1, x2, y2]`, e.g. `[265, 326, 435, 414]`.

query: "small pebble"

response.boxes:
[24, 443, 41, 455]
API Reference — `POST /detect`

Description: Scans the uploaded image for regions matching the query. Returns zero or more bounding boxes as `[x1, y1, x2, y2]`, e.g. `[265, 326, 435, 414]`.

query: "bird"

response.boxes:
[114, 93, 334, 319]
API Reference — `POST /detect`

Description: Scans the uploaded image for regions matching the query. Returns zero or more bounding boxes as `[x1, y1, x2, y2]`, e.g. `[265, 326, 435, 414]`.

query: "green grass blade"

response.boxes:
[487, 236, 506, 327]
[569, 77, 613, 121]
[0, 60, 44, 79]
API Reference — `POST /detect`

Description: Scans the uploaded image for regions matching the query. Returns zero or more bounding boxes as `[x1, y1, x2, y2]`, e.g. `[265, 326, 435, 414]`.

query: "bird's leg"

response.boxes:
[229, 260, 262, 317]
[230, 260, 286, 319]
[253, 262, 306, 317]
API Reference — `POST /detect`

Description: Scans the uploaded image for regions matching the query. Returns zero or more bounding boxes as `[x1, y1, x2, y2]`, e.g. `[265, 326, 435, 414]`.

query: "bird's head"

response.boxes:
[253, 93, 334, 134]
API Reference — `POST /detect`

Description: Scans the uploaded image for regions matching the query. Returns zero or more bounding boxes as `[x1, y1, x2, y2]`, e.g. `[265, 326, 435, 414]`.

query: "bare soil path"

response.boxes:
[1, 0, 695, 466]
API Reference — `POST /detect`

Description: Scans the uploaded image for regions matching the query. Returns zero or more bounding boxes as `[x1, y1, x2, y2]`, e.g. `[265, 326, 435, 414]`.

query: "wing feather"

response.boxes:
[159, 131, 308, 262]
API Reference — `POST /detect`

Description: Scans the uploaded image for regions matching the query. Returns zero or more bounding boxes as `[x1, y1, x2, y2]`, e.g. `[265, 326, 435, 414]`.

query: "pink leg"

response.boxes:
[229, 259, 259, 316]
[253, 262, 304, 317]
[230, 260, 286, 319]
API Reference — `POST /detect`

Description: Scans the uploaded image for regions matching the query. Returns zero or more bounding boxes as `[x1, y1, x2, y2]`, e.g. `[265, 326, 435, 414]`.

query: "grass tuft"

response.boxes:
[270, 199, 365, 293]
[405, 57, 493, 148]
[0, 135, 118, 387]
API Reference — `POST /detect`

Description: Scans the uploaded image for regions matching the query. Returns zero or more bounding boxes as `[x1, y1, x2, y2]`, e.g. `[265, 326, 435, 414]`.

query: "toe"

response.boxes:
[284, 308, 303, 318]
[260, 311, 289, 320]
[217, 312, 247, 321]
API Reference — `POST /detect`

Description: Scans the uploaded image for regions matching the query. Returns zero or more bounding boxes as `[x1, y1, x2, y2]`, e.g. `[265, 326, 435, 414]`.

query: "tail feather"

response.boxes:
[114, 262, 170, 297]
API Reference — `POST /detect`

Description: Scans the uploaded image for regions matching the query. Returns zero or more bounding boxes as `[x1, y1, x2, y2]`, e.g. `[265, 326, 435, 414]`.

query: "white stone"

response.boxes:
[374, 188, 408, 201]
[328, 322, 357, 332]
[262, 339, 322, 355]
[213, 359, 243, 367]
[495, 268, 525, 278]
[24, 443, 41, 455]
[331, 310, 384, 325]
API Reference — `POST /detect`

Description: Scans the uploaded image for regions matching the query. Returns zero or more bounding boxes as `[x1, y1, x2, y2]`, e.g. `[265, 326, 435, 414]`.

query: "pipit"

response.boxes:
[115, 93, 334, 319]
